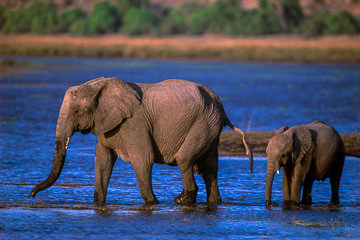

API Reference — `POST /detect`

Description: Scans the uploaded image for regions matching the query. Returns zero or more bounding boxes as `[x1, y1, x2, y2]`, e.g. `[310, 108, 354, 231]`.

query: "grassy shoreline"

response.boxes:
[1, 34, 360, 63]
[219, 131, 360, 157]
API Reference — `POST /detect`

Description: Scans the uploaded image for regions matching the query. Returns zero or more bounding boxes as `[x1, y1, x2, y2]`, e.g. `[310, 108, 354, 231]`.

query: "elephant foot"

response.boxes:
[144, 199, 160, 206]
[301, 200, 312, 206]
[329, 201, 340, 209]
[282, 201, 300, 210]
[173, 190, 197, 206]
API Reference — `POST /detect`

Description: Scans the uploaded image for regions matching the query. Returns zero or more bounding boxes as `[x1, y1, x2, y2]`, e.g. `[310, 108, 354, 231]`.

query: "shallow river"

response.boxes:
[0, 57, 359, 239]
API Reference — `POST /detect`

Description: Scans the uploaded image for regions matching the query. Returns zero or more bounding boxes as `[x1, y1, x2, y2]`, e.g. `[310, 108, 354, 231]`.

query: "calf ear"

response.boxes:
[92, 78, 141, 135]
[293, 127, 313, 165]
[274, 126, 289, 135]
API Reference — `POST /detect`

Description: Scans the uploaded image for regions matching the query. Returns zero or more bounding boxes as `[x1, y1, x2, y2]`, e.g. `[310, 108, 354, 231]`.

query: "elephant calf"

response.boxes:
[265, 120, 345, 207]
[29, 77, 253, 207]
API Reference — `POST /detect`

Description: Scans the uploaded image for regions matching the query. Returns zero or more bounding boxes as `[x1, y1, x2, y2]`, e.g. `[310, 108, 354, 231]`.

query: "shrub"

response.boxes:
[167, 8, 187, 34]
[120, 8, 160, 36]
[0, 7, 6, 31]
[301, 11, 359, 36]
[58, 7, 86, 33]
[30, 1, 59, 34]
[281, 0, 303, 32]
[254, 0, 282, 35]
[31, 10, 58, 34]
[69, 18, 89, 35]
[2, 8, 30, 34]
[2, 0, 60, 34]
[208, 0, 241, 34]
[190, 7, 214, 35]
[88, 1, 119, 35]
[160, 8, 188, 35]
[323, 11, 359, 35]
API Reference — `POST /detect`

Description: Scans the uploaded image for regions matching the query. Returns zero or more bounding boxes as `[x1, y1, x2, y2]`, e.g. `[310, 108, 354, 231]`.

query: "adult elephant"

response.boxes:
[265, 120, 345, 207]
[29, 77, 253, 207]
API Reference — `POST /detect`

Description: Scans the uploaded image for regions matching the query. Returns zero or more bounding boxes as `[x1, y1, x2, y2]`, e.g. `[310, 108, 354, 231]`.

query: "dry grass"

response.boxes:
[1, 34, 360, 63]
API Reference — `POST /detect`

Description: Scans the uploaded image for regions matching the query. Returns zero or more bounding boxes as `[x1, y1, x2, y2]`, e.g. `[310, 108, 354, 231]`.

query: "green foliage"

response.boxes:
[0, 0, 358, 37]
[207, 0, 281, 36]
[58, 7, 86, 33]
[69, 19, 89, 35]
[281, 0, 303, 32]
[301, 11, 359, 36]
[2, 0, 60, 34]
[120, 8, 160, 36]
[207, 0, 241, 34]
[161, 8, 188, 35]
[323, 11, 359, 35]
[88, 1, 119, 35]
[2, 4, 35, 34]
[190, 7, 214, 35]
[254, 0, 282, 35]
[30, 1, 59, 34]
[115, 0, 132, 17]
[0, 6, 6, 30]
[115, 0, 149, 16]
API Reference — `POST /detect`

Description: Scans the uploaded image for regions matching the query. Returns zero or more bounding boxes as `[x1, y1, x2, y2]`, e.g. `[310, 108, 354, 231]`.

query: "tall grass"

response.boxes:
[1, 35, 360, 63]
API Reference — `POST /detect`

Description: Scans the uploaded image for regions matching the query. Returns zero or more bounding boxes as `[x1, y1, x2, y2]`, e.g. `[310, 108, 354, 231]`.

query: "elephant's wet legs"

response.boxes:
[282, 167, 291, 204]
[198, 152, 221, 204]
[302, 176, 314, 205]
[174, 165, 198, 205]
[290, 167, 305, 206]
[330, 174, 341, 206]
[94, 144, 117, 207]
[132, 159, 159, 205]
[330, 158, 344, 206]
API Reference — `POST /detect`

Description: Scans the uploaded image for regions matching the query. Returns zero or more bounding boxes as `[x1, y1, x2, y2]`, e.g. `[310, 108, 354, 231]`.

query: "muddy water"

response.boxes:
[0, 57, 359, 239]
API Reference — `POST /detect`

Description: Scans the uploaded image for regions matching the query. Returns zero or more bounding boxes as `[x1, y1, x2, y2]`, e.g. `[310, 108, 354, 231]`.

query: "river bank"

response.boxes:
[1, 34, 360, 63]
[219, 131, 360, 157]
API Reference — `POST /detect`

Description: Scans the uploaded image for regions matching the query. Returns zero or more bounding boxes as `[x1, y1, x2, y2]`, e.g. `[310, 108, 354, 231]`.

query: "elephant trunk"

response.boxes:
[265, 157, 279, 205]
[29, 102, 73, 198]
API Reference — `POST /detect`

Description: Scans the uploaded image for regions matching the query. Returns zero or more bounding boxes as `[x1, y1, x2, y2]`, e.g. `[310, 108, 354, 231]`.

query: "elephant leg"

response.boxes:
[290, 165, 306, 205]
[329, 173, 342, 206]
[282, 167, 291, 204]
[301, 176, 314, 205]
[131, 158, 159, 205]
[94, 143, 117, 207]
[174, 161, 198, 205]
[198, 147, 221, 205]
[330, 156, 344, 206]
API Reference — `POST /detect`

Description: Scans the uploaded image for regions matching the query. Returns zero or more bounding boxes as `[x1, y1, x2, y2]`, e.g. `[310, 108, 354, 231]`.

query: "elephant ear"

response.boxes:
[92, 78, 141, 135]
[274, 126, 289, 135]
[292, 127, 313, 165]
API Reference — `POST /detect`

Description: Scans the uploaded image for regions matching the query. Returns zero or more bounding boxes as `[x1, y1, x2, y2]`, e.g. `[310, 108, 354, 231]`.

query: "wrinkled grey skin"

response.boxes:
[265, 120, 345, 207]
[29, 77, 252, 207]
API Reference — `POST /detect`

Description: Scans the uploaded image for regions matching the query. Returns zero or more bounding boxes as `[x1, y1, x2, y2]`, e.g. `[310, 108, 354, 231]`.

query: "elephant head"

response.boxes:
[29, 77, 141, 198]
[265, 125, 313, 205]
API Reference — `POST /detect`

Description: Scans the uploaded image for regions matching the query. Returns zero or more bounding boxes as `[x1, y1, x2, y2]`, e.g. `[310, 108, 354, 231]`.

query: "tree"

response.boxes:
[88, 1, 119, 35]
[120, 8, 160, 36]
[190, 6, 214, 35]
[58, 7, 86, 33]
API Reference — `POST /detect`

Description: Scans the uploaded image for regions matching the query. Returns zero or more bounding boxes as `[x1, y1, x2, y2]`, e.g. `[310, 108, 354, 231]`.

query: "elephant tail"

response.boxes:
[226, 120, 253, 173]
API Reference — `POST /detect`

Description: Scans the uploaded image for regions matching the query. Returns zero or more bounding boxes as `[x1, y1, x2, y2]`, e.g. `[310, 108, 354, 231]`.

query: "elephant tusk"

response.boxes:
[277, 170, 280, 175]
[65, 137, 70, 150]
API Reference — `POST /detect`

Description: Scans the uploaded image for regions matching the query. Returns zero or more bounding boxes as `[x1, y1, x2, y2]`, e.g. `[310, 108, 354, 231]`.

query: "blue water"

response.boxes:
[0, 57, 360, 239]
